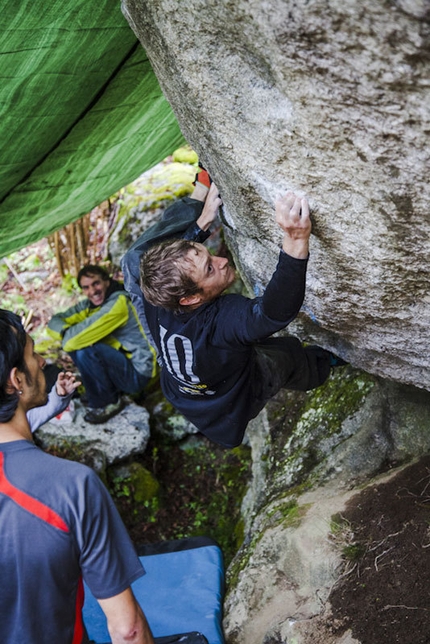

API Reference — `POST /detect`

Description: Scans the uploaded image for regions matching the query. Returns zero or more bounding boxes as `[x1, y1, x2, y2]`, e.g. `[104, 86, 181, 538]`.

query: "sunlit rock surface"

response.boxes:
[122, 0, 430, 391]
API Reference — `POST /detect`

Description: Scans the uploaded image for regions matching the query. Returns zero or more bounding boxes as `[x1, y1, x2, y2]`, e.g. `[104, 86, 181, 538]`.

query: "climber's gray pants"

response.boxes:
[248, 336, 331, 420]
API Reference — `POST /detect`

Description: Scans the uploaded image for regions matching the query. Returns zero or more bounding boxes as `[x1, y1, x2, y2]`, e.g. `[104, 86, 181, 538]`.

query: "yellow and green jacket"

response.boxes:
[48, 282, 156, 379]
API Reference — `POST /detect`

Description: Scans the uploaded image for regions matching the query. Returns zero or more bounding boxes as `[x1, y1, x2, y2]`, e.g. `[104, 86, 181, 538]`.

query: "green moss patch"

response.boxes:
[269, 368, 376, 491]
[110, 432, 252, 567]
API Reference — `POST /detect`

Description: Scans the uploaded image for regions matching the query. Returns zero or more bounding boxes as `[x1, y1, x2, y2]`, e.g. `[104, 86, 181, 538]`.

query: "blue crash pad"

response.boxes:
[82, 536, 225, 644]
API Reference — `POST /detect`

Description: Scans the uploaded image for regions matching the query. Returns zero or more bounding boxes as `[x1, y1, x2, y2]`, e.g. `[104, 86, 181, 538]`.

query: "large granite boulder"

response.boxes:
[122, 0, 430, 391]
[118, 3, 429, 640]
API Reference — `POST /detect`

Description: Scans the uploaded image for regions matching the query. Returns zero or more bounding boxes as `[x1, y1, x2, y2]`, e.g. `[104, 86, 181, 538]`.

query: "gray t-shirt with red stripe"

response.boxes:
[0, 439, 144, 644]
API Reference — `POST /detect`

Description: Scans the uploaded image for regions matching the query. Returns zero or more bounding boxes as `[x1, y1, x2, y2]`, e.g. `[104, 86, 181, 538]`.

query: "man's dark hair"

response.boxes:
[140, 239, 203, 313]
[77, 265, 110, 288]
[0, 309, 31, 423]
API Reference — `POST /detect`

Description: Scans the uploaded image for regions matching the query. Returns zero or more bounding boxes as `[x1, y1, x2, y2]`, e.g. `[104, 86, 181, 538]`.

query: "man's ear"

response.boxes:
[8, 367, 23, 394]
[179, 293, 203, 307]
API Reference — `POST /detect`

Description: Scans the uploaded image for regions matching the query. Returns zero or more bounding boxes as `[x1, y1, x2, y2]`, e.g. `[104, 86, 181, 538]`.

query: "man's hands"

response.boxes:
[55, 371, 81, 397]
[195, 182, 223, 231]
[194, 185, 310, 256]
[275, 191, 311, 259]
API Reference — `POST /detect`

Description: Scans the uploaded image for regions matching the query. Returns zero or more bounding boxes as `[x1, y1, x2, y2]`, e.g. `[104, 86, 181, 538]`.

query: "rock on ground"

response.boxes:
[224, 481, 359, 644]
[35, 399, 150, 469]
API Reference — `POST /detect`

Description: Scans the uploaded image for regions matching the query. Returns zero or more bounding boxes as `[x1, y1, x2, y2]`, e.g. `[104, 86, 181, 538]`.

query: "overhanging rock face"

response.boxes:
[122, 0, 430, 391]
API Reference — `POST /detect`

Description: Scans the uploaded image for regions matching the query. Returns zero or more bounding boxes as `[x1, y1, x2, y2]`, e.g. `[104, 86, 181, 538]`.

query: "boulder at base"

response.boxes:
[35, 399, 150, 468]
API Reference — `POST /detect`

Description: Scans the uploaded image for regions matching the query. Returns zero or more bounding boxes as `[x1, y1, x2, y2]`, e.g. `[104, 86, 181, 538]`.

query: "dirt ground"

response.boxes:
[110, 424, 251, 568]
[321, 455, 430, 644]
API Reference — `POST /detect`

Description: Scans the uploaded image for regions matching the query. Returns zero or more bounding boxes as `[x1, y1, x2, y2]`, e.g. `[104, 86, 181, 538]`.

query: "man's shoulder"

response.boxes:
[51, 298, 90, 318]
[30, 444, 97, 477]
[184, 293, 251, 327]
[1, 442, 100, 495]
[40, 453, 105, 505]
[209, 292, 250, 313]
[101, 288, 130, 309]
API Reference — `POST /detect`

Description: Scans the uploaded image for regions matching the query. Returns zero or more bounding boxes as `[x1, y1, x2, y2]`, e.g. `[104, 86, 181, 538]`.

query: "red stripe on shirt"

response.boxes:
[0, 452, 69, 532]
[72, 576, 86, 644]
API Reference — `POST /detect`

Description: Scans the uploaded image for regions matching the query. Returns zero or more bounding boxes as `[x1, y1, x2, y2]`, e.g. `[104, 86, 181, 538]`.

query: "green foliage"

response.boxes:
[0, 261, 9, 284]
[114, 437, 252, 567]
[0, 292, 26, 311]
[34, 336, 62, 361]
[174, 444, 251, 563]
[142, 497, 160, 523]
[111, 476, 132, 499]
[61, 273, 79, 294]
[5, 243, 55, 275]
[172, 146, 199, 165]
[110, 463, 160, 505]
[42, 438, 85, 462]
[342, 543, 366, 561]
[330, 512, 366, 562]
[108, 462, 161, 529]
[143, 496, 160, 523]
[330, 512, 351, 535]
[19, 252, 42, 271]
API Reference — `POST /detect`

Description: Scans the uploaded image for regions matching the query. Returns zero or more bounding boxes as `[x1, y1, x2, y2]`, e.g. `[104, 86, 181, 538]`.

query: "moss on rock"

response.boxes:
[109, 462, 160, 506]
[108, 148, 199, 264]
[128, 462, 160, 504]
[172, 146, 199, 165]
[268, 368, 376, 494]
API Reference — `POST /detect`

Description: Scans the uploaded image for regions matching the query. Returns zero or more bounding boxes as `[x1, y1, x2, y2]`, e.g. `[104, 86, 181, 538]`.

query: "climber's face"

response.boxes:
[179, 243, 236, 308]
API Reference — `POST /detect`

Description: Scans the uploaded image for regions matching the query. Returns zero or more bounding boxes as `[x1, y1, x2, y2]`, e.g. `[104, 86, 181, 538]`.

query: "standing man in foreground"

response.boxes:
[122, 177, 344, 448]
[0, 309, 154, 644]
[48, 265, 155, 424]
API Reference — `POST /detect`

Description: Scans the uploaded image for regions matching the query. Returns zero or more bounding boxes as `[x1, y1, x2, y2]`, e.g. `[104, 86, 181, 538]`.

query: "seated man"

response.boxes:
[0, 309, 154, 644]
[48, 265, 155, 424]
[121, 174, 345, 449]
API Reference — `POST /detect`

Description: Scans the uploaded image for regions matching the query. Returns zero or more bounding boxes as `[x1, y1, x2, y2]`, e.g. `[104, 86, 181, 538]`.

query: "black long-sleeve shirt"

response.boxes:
[122, 199, 307, 447]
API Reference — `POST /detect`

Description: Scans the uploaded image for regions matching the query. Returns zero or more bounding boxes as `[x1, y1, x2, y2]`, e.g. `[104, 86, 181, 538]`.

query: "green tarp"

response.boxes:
[0, 0, 185, 258]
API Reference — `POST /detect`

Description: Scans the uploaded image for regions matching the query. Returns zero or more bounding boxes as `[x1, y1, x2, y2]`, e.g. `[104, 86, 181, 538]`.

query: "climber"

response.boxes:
[121, 168, 345, 448]
[48, 264, 155, 424]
